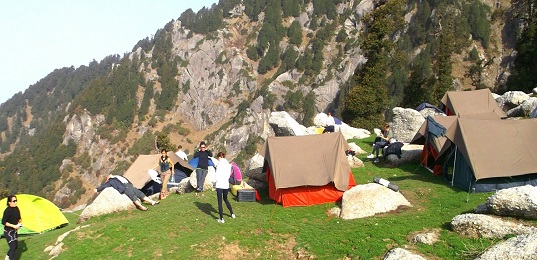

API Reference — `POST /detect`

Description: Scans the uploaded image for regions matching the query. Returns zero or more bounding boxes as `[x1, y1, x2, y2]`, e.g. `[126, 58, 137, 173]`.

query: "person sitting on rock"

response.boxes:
[367, 123, 393, 163]
[94, 175, 159, 211]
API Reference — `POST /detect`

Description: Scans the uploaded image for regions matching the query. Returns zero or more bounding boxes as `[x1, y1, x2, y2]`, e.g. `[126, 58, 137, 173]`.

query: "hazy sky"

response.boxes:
[0, 0, 218, 105]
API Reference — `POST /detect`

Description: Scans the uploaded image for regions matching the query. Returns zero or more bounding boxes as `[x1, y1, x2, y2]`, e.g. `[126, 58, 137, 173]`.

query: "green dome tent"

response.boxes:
[1, 194, 69, 236]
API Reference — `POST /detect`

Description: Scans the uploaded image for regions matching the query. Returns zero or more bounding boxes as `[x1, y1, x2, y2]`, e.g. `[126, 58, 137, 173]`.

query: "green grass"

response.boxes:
[2, 137, 536, 259]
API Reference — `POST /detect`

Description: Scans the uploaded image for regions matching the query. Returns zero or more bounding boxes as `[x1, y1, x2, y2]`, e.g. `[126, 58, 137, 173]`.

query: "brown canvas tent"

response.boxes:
[440, 117, 537, 192]
[123, 152, 194, 189]
[411, 112, 506, 174]
[260, 132, 356, 207]
[123, 154, 160, 189]
[440, 88, 506, 118]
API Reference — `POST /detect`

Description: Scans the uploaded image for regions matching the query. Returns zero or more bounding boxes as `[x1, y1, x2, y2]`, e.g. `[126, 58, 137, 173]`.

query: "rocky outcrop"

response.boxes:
[484, 185, 537, 219]
[340, 183, 411, 220]
[77, 188, 134, 223]
[451, 213, 536, 238]
[475, 232, 537, 260]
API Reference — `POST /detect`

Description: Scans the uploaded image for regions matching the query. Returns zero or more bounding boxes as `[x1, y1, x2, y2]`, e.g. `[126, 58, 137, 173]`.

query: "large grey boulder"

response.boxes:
[475, 232, 537, 260]
[244, 153, 265, 182]
[172, 178, 195, 195]
[385, 144, 423, 166]
[340, 183, 411, 220]
[451, 213, 536, 238]
[500, 91, 530, 109]
[390, 107, 425, 143]
[383, 248, 426, 260]
[268, 111, 307, 136]
[485, 185, 537, 219]
[188, 167, 216, 191]
[419, 108, 445, 118]
[506, 97, 537, 117]
[339, 124, 371, 140]
[77, 188, 133, 223]
[312, 113, 371, 139]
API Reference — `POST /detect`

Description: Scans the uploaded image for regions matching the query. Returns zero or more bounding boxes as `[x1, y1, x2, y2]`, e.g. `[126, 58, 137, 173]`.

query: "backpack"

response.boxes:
[228, 162, 242, 185]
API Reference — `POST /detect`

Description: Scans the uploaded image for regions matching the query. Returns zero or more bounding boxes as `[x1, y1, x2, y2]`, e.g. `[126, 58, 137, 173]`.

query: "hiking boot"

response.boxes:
[231, 214, 236, 219]
[217, 218, 225, 223]
[366, 154, 374, 159]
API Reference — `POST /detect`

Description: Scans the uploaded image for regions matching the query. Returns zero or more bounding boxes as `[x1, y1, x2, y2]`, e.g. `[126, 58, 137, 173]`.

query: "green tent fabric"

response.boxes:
[1, 194, 69, 236]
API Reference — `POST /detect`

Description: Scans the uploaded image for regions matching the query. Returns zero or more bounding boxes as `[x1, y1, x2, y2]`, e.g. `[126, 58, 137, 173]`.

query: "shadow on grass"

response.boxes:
[15, 239, 27, 259]
[193, 202, 218, 219]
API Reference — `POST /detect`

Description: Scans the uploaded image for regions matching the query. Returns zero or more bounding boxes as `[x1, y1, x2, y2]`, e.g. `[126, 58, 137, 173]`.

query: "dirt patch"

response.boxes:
[195, 233, 314, 259]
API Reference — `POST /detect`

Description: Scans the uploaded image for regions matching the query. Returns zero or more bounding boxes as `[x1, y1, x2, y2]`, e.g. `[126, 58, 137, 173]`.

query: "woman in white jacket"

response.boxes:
[214, 152, 236, 223]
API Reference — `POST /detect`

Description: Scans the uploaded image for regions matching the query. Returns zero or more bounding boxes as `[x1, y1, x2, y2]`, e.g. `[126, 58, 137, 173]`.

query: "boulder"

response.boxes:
[475, 232, 537, 260]
[245, 178, 268, 190]
[339, 124, 371, 140]
[501, 91, 530, 109]
[419, 108, 445, 119]
[383, 248, 426, 260]
[340, 183, 411, 220]
[268, 111, 307, 136]
[506, 97, 537, 117]
[451, 213, 536, 238]
[485, 185, 537, 219]
[385, 144, 423, 166]
[410, 230, 439, 245]
[348, 142, 367, 155]
[390, 107, 425, 143]
[77, 188, 133, 223]
[188, 167, 216, 191]
[347, 155, 364, 168]
[172, 178, 195, 195]
[245, 153, 265, 182]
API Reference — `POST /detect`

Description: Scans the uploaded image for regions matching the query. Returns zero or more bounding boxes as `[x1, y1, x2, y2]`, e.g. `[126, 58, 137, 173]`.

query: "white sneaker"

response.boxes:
[373, 158, 380, 163]
[231, 214, 236, 219]
[366, 154, 374, 159]
[217, 218, 225, 223]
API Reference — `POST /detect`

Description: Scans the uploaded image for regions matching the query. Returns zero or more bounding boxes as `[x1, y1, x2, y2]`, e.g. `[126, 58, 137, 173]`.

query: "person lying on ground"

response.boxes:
[94, 174, 159, 211]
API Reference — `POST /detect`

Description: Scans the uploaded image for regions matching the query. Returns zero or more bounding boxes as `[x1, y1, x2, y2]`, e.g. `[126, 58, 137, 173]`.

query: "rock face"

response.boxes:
[340, 183, 411, 220]
[475, 232, 537, 260]
[451, 213, 536, 238]
[485, 185, 537, 219]
[77, 188, 133, 223]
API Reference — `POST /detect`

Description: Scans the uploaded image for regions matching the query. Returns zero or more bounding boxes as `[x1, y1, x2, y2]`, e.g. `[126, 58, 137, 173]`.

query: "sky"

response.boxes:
[0, 0, 219, 105]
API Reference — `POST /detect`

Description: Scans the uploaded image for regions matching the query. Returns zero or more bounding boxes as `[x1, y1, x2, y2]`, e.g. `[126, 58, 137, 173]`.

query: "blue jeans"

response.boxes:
[196, 168, 208, 190]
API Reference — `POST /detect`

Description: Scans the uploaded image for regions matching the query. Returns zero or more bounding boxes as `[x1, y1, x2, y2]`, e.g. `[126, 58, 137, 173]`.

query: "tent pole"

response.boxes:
[451, 147, 457, 186]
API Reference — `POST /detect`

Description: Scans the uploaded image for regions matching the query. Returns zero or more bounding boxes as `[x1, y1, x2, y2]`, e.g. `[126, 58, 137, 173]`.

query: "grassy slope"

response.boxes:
[2, 137, 536, 259]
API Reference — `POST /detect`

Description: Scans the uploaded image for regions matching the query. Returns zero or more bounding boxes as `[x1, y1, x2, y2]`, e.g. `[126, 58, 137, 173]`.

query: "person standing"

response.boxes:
[159, 149, 174, 199]
[175, 145, 188, 161]
[214, 152, 235, 223]
[192, 142, 212, 192]
[2, 195, 22, 260]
